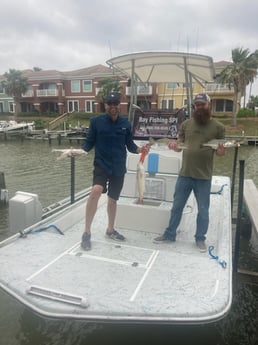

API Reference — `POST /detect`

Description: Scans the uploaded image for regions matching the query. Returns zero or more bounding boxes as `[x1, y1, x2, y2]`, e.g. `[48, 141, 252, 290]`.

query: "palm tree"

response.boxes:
[97, 78, 122, 103]
[247, 95, 258, 110]
[219, 48, 258, 127]
[1, 69, 29, 116]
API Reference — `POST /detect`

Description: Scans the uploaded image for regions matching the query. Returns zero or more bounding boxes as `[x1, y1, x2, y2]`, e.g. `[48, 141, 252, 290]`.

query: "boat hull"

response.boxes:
[0, 173, 232, 324]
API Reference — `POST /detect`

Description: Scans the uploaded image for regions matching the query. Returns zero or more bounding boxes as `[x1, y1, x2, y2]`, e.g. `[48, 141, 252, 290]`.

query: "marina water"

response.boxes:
[0, 139, 258, 345]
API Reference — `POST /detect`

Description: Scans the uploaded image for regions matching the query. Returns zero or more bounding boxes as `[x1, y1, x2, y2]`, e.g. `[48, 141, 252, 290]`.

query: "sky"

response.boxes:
[1, 0, 258, 97]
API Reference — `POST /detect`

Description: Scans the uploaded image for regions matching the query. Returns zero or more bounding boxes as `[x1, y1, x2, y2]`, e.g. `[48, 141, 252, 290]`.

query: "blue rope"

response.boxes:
[210, 184, 227, 195]
[208, 245, 227, 269]
[32, 224, 64, 235]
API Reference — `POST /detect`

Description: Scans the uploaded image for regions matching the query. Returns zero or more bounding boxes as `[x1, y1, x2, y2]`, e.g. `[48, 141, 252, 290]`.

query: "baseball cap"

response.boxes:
[105, 92, 120, 105]
[194, 93, 210, 104]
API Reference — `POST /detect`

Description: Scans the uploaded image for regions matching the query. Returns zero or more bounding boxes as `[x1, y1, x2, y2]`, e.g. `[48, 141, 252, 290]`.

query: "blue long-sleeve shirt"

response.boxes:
[82, 114, 138, 176]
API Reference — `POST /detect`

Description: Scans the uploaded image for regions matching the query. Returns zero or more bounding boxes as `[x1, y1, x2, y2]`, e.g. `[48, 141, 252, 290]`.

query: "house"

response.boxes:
[207, 61, 234, 115]
[0, 60, 235, 117]
[155, 61, 234, 116]
[0, 81, 14, 113]
[18, 65, 127, 115]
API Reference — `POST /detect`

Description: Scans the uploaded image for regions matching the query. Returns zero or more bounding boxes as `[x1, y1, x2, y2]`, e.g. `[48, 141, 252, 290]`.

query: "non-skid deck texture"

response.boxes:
[0, 177, 232, 323]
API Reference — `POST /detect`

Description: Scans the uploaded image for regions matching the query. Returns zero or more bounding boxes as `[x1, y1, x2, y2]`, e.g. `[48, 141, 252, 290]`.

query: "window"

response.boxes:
[225, 100, 233, 112]
[168, 100, 174, 110]
[215, 99, 224, 112]
[83, 80, 92, 92]
[71, 80, 80, 93]
[214, 99, 233, 112]
[166, 82, 178, 89]
[161, 100, 174, 110]
[161, 100, 167, 109]
[85, 100, 95, 113]
[68, 100, 79, 112]
[0, 84, 4, 94]
[0, 103, 3, 112]
[9, 102, 14, 113]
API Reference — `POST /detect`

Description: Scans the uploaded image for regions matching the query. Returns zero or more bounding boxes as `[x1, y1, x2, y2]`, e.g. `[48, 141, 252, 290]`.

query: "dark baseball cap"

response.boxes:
[105, 92, 120, 105]
[194, 93, 210, 104]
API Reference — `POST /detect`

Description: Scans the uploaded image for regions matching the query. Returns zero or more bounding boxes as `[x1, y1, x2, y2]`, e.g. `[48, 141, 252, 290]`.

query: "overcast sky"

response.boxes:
[1, 0, 257, 96]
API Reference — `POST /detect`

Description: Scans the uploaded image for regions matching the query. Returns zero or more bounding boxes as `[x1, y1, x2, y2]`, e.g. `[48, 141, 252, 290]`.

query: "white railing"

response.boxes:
[126, 85, 152, 95]
[22, 90, 34, 97]
[205, 84, 232, 92]
[37, 89, 58, 97]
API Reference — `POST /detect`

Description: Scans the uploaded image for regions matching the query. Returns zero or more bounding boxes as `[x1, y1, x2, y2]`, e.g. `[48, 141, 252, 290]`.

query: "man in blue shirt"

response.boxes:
[81, 92, 149, 250]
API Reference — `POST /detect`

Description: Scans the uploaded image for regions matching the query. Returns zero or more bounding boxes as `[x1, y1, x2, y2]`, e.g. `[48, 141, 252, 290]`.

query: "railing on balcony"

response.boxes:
[205, 83, 233, 92]
[126, 85, 152, 96]
[37, 89, 58, 97]
[22, 90, 34, 97]
[22, 89, 65, 98]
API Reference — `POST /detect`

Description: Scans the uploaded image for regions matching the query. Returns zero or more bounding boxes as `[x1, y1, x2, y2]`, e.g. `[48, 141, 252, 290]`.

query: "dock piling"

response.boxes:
[233, 160, 245, 275]
[0, 172, 8, 204]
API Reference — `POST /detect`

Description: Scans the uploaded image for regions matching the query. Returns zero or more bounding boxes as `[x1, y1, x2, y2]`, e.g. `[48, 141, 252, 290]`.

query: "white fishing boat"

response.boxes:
[0, 52, 232, 324]
[0, 120, 34, 133]
[0, 145, 232, 324]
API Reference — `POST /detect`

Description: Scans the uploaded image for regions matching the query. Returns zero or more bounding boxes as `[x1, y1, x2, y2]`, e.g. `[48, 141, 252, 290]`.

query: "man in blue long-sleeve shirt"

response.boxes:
[81, 92, 149, 250]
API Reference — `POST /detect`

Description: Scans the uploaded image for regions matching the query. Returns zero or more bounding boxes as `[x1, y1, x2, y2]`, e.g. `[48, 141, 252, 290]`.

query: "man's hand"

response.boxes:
[167, 141, 182, 152]
[216, 142, 225, 156]
[140, 144, 151, 155]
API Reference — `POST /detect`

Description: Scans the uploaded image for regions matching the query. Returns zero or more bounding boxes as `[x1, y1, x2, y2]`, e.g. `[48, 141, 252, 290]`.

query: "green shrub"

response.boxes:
[34, 119, 48, 129]
[70, 112, 95, 120]
[237, 108, 256, 117]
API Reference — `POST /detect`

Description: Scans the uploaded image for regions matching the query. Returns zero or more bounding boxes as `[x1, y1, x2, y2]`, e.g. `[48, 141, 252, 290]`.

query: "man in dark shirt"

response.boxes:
[81, 92, 149, 250]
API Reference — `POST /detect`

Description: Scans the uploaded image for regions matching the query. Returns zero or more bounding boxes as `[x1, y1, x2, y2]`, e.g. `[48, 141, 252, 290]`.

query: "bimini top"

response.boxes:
[106, 51, 215, 84]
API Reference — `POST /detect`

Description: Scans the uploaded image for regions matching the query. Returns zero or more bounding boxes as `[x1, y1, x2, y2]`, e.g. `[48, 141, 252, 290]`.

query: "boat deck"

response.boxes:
[0, 175, 232, 324]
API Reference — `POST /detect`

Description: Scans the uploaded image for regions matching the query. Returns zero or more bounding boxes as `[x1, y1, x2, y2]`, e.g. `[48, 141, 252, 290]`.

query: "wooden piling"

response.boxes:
[0, 172, 6, 189]
[0, 172, 8, 204]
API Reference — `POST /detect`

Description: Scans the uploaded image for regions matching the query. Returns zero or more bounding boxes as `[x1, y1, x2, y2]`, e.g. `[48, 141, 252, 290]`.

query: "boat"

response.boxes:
[0, 144, 232, 324]
[0, 120, 35, 133]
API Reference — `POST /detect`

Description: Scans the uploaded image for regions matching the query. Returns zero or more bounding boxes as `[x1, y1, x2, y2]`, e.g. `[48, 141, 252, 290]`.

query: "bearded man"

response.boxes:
[154, 93, 225, 252]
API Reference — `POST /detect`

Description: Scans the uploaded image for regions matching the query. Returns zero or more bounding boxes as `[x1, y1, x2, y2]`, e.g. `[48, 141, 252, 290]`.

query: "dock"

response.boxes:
[0, 130, 86, 145]
[1, 130, 258, 145]
[226, 135, 258, 146]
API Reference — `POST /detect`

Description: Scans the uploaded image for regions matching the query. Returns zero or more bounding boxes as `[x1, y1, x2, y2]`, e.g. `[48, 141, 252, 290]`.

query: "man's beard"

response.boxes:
[193, 108, 211, 125]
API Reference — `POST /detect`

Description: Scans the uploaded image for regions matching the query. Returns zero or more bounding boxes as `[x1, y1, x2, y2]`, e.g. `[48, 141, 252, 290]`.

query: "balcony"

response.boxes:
[22, 90, 34, 97]
[205, 83, 233, 93]
[126, 85, 153, 96]
[37, 89, 58, 97]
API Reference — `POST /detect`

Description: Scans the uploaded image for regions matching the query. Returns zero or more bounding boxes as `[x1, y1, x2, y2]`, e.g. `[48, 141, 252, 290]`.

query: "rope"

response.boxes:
[32, 224, 64, 235]
[208, 245, 227, 269]
[19, 224, 64, 237]
[210, 183, 227, 195]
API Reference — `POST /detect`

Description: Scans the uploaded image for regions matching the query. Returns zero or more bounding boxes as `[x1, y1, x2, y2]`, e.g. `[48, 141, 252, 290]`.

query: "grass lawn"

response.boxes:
[218, 117, 258, 137]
